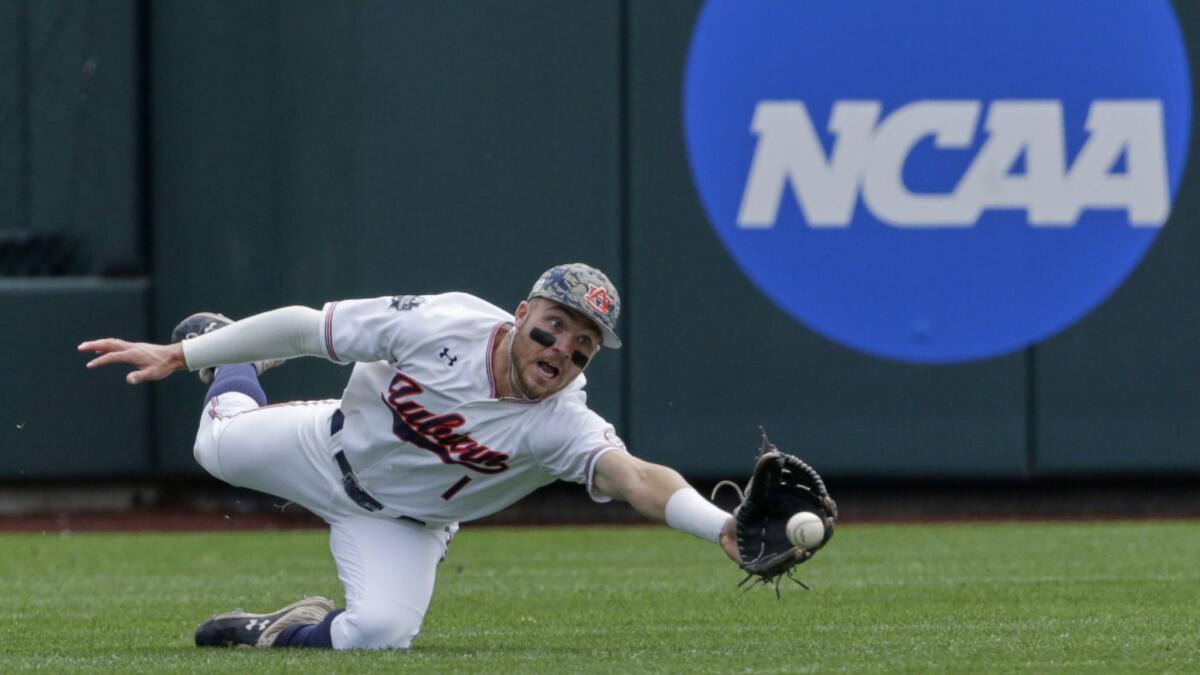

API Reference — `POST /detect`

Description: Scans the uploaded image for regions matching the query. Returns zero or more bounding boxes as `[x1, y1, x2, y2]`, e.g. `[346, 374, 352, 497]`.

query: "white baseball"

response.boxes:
[786, 511, 825, 549]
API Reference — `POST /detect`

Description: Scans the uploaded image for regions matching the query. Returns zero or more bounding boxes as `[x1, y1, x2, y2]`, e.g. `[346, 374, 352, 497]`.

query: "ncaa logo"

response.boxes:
[684, 0, 1191, 363]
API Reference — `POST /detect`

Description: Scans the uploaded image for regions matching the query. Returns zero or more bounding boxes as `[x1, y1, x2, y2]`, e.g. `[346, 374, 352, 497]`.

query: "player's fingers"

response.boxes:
[78, 338, 113, 352]
[127, 365, 168, 385]
[86, 350, 138, 369]
[78, 338, 126, 354]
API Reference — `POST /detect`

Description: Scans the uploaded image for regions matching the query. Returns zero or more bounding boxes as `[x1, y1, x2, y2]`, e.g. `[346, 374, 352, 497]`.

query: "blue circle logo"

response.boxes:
[684, 0, 1191, 363]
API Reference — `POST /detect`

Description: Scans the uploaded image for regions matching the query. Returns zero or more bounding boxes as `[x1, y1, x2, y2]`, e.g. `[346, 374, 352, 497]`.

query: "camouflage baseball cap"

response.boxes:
[528, 263, 622, 348]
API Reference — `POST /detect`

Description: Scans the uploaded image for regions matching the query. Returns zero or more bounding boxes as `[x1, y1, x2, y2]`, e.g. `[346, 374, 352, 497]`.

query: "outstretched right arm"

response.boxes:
[78, 339, 187, 385]
[79, 305, 326, 385]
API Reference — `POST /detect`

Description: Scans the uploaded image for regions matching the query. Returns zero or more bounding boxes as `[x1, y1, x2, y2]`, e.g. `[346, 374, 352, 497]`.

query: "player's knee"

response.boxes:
[338, 602, 423, 649]
[192, 436, 224, 481]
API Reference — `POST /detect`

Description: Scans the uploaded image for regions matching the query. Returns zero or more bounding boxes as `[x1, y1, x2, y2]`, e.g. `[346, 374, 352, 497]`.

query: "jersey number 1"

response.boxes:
[440, 476, 471, 500]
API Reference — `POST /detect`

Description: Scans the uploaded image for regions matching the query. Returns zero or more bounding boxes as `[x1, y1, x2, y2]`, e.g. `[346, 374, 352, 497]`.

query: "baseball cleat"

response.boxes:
[170, 311, 284, 383]
[194, 596, 336, 648]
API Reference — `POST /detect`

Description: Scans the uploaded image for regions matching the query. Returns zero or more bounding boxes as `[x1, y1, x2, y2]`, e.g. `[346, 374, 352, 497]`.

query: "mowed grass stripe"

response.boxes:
[1, 522, 1197, 673]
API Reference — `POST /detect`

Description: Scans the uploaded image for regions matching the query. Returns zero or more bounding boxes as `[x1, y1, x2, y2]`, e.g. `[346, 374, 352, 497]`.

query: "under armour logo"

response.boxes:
[439, 347, 458, 366]
[246, 619, 271, 631]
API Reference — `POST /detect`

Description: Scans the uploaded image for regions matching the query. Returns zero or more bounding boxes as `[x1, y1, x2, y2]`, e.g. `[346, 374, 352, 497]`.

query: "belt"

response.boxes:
[330, 409, 426, 527]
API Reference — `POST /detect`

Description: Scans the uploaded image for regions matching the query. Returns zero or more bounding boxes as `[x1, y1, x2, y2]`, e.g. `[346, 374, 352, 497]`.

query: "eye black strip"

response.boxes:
[529, 327, 555, 347]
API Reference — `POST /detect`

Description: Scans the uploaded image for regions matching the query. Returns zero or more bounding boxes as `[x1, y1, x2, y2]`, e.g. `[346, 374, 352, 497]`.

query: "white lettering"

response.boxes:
[862, 101, 979, 227]
[1062, 100, 1169, 227]
[737, 101, 879, 227]
[953, 101, 1068, 226]
[737, 99, 1170, 229]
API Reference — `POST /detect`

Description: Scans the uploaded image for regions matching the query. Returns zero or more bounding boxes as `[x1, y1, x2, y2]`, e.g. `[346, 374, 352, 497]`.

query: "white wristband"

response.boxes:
[664, 487, 731, 544]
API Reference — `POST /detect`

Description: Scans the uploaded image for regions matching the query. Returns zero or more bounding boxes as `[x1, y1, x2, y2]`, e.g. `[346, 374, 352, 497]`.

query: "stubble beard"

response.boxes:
[506, 329, 537, 400]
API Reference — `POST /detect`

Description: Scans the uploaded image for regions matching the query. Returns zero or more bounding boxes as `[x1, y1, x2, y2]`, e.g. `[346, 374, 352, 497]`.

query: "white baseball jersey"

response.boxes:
[319, 292, 626, 527]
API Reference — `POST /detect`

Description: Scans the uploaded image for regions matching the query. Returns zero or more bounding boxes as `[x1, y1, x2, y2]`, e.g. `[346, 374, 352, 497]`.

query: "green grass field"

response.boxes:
[2, 522, 1198, 673]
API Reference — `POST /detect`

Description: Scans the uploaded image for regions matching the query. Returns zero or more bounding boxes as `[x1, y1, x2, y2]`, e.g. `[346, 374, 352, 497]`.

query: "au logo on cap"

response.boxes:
[586, 285, 614, 316]
[684, 0, 1191, 363]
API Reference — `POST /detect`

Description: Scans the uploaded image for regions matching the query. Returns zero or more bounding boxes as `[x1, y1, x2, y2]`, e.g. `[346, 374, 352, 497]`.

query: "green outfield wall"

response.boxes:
[2, 1, 1199, 481]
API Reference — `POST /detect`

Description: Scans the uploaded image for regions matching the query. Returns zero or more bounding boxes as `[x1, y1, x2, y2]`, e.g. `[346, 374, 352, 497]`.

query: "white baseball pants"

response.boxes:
[192, 393, 455, 649]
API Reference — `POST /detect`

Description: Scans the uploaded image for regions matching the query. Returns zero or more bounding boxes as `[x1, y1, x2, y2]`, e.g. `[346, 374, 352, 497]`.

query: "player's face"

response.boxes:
[511, 299, 602, 398]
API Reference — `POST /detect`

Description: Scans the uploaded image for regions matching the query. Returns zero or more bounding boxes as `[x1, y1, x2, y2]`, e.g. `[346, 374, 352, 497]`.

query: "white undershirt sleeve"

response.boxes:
[180, 305, 327, 371]
[664, 487, 731, 544]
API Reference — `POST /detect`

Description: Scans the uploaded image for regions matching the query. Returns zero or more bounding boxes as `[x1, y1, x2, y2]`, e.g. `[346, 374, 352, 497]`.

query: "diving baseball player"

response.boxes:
[79, 263, 740, 650]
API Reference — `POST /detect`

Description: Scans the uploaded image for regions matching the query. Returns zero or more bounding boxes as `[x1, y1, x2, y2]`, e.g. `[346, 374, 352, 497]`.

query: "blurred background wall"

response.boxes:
[2, 0, 1198, 484]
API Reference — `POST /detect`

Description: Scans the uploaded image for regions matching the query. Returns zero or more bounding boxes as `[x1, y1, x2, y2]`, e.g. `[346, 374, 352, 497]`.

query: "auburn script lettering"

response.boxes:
[381, 373, 510, 474]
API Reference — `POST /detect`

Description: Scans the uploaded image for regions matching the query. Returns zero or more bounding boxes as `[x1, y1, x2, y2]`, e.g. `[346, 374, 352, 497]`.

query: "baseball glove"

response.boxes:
[713, 429, 837, 595]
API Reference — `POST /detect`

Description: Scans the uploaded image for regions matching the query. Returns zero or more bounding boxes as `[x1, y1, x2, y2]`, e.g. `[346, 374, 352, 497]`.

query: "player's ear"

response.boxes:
[514, 300, 530, 325]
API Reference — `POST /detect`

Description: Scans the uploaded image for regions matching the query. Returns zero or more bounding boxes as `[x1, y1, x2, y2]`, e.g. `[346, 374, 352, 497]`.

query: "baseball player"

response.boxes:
[79, 263, 740, 650]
